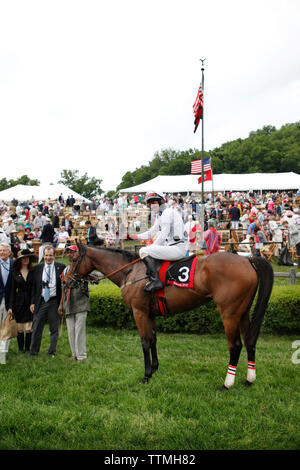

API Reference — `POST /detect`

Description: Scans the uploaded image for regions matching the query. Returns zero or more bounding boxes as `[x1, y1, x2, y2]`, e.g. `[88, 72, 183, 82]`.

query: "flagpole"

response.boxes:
[211, 164, 215, 208]
[200, 59, 206, 242]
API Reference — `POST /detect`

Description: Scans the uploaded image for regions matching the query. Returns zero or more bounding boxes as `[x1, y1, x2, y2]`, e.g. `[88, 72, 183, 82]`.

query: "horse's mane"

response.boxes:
[104, 247, 140, 262]
[85, 245, 139, 262]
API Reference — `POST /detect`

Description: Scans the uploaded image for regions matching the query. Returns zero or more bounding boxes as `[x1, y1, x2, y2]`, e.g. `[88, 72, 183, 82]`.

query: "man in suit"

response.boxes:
[51, 211, 60, 231]
[0, 243, 13, 364]
[30, 245, 65, 357]
[40, 217, 55, 244]
[229, 202, 241, 231]
[85, 220, 104, 247]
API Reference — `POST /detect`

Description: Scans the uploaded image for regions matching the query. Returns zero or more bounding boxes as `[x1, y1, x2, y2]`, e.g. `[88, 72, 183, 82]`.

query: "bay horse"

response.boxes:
[63, 244, 273, 390]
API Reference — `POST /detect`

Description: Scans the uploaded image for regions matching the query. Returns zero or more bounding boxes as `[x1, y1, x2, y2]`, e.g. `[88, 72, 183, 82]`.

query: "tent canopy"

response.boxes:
[0, 183, 90, 203]
[119, 172, 300, 194]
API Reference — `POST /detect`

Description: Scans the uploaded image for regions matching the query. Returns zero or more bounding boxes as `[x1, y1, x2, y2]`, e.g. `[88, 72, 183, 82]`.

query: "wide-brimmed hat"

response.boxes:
[16, 248, 36, 259]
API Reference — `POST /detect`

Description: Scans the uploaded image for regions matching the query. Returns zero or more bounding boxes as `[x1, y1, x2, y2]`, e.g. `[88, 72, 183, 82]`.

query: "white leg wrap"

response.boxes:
[0, 352, 7, 364]
[247, 362, 256, 383]
[224, 365, 236, 388]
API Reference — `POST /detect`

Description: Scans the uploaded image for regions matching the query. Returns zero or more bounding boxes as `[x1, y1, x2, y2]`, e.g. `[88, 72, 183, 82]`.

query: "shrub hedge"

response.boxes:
[88, 281, 300, 335]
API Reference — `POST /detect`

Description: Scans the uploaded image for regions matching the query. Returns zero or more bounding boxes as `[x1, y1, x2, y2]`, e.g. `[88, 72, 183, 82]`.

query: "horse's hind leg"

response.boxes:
[223, 330, 243, 390]
[220, 311, 244, 390]
[240, 311, 256, 387]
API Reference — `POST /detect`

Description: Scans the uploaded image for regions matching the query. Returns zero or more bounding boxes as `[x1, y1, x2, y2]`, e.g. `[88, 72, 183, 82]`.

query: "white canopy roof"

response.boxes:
[119, 172, 300, 194]
[0, 183, 90, 203]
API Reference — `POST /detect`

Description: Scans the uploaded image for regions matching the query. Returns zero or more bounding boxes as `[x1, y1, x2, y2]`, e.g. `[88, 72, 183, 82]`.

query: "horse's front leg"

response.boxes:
[141, 336, 152, 383]
[133, 308, 153, 383]
[150, 325, 159, 373]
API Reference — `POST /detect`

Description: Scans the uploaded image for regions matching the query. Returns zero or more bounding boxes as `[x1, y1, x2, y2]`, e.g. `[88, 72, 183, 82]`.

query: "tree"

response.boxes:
[115, 121, 300, 190]
[58, 170, 103, 200]
[117, 148, 204, 190]
[0, 175, 40, 192]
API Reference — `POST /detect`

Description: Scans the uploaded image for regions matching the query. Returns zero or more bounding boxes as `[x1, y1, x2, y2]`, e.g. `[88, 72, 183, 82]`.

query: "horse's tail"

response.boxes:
[247, 256, 274, 347]
[246, 256, 274, 347]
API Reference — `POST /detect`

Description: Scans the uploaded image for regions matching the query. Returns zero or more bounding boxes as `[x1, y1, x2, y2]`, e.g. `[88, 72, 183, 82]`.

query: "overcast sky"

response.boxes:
[0, 0, 299, 192]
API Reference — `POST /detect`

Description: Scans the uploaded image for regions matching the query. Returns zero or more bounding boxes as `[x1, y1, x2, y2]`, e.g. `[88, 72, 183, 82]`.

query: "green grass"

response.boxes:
[10, 251, 296, 450]
[0, 328, 299, 450]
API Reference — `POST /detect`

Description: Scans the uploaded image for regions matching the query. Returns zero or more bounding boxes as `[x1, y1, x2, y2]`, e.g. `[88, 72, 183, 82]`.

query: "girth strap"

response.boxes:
[157, 261, 170, 316]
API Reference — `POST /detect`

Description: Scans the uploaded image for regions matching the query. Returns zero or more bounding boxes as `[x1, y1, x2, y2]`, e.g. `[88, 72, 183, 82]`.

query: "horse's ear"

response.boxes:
[74, 238, 81, 252]
[75, 239, 84, 254]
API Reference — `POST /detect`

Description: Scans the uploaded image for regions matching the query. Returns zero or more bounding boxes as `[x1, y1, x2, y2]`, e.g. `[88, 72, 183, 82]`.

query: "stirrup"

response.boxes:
[144, 278, 163, 293]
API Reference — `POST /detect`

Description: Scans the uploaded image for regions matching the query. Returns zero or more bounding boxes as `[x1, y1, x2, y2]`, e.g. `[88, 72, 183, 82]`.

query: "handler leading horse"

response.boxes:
[63, 245, 273, 390]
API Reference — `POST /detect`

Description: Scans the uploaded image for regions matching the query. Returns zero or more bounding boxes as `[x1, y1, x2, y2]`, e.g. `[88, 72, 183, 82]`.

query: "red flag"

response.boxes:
[193, 85, 203, 133]
[198, 169, 212, 184]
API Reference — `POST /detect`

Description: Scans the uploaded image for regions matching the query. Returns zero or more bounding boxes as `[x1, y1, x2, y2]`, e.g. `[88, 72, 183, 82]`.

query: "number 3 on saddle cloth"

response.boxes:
[156, 256, 198, 316]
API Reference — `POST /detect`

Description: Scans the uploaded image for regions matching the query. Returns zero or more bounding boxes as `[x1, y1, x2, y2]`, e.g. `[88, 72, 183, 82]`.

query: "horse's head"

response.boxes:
[62, 242, 94, 288]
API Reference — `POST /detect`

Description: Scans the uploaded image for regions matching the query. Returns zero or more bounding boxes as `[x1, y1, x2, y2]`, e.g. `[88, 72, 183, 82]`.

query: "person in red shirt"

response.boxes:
[204, 222, 221, 255]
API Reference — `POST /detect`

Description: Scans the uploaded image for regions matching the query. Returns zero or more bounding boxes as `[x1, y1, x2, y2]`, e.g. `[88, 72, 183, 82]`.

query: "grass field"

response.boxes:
[0, 327, 299, 450]
[0, 252, 298, 451]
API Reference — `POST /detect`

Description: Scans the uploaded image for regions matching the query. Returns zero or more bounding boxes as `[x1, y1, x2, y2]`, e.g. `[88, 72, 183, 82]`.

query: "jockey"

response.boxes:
[131, 192, 188, 292]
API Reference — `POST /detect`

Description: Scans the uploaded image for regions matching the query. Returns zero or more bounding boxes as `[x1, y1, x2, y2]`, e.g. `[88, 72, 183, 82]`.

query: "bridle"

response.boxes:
[63, 244, 143, 288]
[62, 246, 100, 287]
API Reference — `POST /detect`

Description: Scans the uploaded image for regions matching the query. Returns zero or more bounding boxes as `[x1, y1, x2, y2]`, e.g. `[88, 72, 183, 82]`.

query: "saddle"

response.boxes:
[152, 255, 198, 315]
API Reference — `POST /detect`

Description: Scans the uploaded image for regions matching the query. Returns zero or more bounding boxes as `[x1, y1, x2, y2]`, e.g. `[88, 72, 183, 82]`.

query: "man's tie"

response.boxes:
[0, 260, 10, 286]
[44, 265, 51, 302]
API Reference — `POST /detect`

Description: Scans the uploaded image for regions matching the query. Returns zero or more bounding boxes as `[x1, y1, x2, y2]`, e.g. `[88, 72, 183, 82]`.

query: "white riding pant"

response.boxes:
[139, 242, 188, 261]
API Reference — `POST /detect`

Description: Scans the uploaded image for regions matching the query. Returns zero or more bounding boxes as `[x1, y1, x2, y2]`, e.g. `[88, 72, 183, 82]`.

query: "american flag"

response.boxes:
[191, 157, 211, 174]
[193, 85, 203, 133]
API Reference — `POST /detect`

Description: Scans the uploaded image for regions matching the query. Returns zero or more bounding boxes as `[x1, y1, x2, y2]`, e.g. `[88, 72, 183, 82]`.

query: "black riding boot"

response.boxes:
[17, 332, 24, 352]
[25, 333, 32, 353]
[143, 256, 163, 293]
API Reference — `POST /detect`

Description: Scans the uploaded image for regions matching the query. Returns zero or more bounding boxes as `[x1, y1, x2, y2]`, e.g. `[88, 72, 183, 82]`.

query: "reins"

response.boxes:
[100, 257, 142, 280]
[65, 250, 142, 286]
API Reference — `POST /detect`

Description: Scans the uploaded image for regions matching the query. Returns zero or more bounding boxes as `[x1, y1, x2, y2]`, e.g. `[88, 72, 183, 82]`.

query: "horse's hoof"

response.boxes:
[244, 380, 253, 387]
[219, 385, 229, 392]
[141, 377, 150, 384]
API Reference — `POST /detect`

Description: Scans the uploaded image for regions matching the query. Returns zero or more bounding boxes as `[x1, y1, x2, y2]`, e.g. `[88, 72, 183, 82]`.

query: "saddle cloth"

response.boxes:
[155, 256, 198, 316]
[165, 255, 198, 288]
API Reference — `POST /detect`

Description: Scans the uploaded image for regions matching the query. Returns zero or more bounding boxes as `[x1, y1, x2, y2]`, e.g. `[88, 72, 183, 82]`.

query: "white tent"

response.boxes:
[0, 183, 91, 203]
[119, 172, 300, 194]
